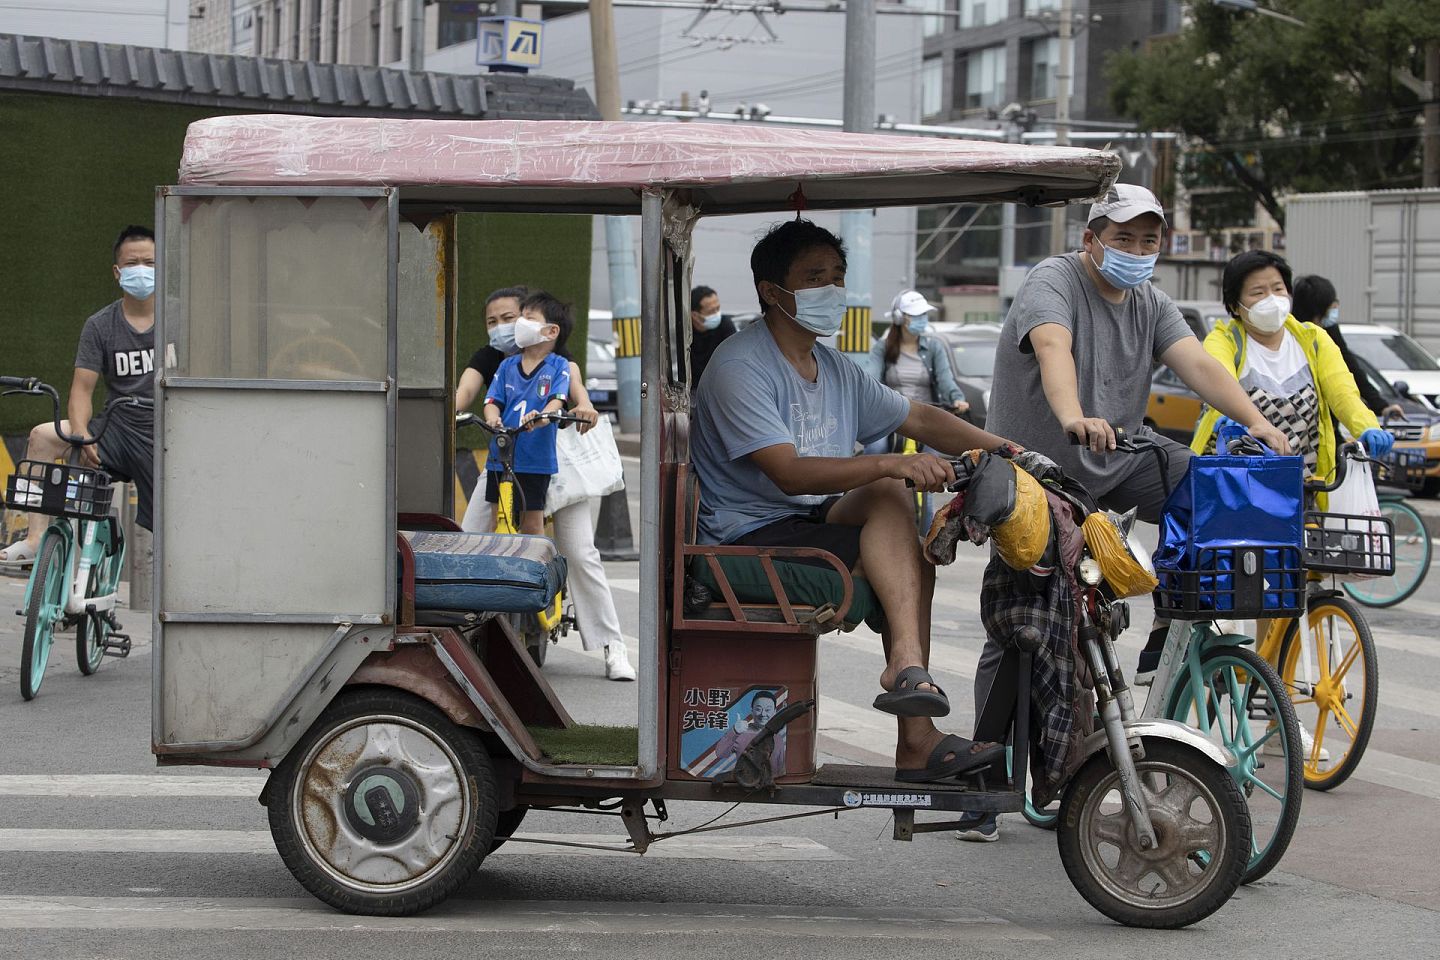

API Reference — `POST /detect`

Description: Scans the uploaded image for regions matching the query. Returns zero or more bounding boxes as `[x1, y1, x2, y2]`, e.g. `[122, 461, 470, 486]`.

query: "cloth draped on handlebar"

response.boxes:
[923, 451, 1098, 800]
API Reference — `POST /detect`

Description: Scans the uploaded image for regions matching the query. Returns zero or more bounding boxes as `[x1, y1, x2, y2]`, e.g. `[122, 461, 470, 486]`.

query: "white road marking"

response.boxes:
[0, 775, 265, 798]
[1348, 749, 1440, 802]
[0, 829, 843, 861]
[0, 895, 1048, 940]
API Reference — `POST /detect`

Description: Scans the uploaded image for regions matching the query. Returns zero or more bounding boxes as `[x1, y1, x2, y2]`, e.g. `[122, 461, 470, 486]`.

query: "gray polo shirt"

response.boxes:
[985, 254, 1192, 497]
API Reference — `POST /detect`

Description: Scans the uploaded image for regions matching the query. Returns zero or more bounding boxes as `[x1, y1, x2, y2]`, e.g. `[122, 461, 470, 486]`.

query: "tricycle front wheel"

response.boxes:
[1057, 738, 1250, 929]
[268, 688, 498, 915]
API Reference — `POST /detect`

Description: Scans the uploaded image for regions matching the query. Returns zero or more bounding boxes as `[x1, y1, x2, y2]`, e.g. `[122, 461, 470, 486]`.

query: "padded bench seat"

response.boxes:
[401, 530, 566, 614]
[689, 554, 885, 633]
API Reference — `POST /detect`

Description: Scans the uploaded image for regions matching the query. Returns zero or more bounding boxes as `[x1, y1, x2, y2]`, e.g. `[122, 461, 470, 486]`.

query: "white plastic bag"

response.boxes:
[545, 416, 625, 516]
[1323, 458, 1387, 580]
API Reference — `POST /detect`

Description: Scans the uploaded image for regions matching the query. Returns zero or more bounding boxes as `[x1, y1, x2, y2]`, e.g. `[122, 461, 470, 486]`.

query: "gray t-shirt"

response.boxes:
[986, 254, 1192, 497]
[885, 349, 933, 404]
[691, 320, 909, 544]
[75, 300, 155, 402]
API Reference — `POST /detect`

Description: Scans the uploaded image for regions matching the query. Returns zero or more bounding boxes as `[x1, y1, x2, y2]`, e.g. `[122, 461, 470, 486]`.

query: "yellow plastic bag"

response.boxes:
[993, 464, 1051, 571]
[1081, 511, 1158, 598]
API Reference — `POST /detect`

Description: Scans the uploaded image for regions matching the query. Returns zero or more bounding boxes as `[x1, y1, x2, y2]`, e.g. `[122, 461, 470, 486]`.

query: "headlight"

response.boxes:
[1428, 422, 1440, 442]
[1079, 557, 1103, 586]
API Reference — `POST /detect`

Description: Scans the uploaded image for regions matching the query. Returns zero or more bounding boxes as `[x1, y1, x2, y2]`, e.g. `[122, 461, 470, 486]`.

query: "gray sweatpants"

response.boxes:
[971, 431, 1192, 721]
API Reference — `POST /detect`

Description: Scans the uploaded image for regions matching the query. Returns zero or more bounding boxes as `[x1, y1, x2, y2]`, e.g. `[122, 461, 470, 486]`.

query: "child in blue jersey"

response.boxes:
[483, 291, 574, 534]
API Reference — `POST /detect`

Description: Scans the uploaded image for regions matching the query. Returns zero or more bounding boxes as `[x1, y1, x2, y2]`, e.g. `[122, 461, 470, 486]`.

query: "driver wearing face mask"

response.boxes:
[690, 219, 1020, 785]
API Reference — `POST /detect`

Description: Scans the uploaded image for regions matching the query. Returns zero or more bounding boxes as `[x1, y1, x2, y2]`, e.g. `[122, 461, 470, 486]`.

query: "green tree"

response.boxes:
[1108, 0, 1440, 229]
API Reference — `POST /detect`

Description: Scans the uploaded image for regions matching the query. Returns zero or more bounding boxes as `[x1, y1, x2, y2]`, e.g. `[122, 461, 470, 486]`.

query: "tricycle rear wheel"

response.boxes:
[267, 688, 498, 915]
[1057, 738, 1250, 929]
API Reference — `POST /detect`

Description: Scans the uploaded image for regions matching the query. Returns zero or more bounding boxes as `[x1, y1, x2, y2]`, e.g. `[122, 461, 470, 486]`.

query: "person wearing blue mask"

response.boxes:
[963, 186, 1291, 842]
[691, 219, 1017, 785]
[866, 289, 971, 418]
[688, 285, 735, 385]
[2, 226, 157, 566]
[1292, 274, 1404, 421]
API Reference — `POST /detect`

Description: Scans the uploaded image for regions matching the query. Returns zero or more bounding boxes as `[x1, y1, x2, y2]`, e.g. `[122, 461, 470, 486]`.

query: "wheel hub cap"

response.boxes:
[343, 766, 421, 844]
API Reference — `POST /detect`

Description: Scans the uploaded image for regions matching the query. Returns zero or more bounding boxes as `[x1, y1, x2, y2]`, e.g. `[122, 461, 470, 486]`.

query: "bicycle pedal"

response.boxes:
[102, 634, 131, 657]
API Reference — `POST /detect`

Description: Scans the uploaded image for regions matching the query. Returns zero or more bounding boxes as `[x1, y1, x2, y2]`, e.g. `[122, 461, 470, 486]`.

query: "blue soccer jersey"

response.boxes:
[485, 352, 571, 475]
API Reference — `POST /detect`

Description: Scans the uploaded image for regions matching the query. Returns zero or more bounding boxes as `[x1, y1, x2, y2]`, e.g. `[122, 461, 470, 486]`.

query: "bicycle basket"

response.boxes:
[1303, 510, 1395, 577]
[1376, 447, 1426, 494]
[1153, 544, 1306, 619]
[3, 460, 113, 520]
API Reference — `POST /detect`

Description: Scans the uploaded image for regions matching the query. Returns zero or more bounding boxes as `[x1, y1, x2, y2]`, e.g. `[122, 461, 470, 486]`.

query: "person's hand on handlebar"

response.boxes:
[950, 397, 970, 416]
[1064, 416, 1117, 453]
[1360, 428, 1395, 458]
[76, 427, 101, 468]
[570, 404, 599, 435]
[886, 451, 956, 492]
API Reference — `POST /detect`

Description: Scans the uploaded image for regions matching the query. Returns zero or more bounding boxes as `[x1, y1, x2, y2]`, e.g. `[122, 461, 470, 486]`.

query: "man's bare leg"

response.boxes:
[831, 479, 971, 770]
[17, 421, 72, 549]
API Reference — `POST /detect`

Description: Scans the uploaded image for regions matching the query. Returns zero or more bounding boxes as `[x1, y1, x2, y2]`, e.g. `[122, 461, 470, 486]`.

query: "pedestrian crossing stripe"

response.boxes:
[613, 316, 642, 359]
[837, 306, 872, 354]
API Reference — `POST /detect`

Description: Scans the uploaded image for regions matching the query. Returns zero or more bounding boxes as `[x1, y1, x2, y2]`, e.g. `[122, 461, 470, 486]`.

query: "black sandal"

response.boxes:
[895, 734, 1004, 783]
[872, 665, 950, 718]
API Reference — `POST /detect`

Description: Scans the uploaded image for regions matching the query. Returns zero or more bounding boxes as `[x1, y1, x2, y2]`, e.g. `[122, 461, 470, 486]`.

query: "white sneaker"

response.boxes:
[1264, 724, 1330, 763]
[0, 539, 36, 567]
[604, 641, 636, 682]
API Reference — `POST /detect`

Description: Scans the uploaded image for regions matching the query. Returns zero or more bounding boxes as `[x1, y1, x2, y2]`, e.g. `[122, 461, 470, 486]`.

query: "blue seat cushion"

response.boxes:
[402, 531, 567, 614]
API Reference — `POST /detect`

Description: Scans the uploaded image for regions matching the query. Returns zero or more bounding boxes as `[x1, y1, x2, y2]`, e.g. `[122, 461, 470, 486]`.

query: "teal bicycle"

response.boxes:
[1, 376, 147, 700]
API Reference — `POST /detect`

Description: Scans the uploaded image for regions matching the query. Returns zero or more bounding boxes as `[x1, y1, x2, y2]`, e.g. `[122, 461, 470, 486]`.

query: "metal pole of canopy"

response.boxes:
[839, 0, 876, 366]
[591, 0, 644, 435]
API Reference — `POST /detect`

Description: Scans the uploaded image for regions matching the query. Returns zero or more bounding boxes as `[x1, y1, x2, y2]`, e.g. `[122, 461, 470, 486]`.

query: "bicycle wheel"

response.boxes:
[75, 524, 123, 676]
[1278, 596, 1378, 791]
[1165, 645, 1302, 883]
[20, 534, 67, 701]
[1342, 500, 1431, 608]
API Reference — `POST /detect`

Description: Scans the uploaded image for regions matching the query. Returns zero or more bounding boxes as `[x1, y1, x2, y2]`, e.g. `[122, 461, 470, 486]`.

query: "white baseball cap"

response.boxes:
[1087, 183, 1167, 227]
[892, 290, 936, 318]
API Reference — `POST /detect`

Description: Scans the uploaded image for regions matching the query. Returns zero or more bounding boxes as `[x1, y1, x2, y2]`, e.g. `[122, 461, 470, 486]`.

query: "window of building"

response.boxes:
[916, 0, 949, 38]
[309, 0, 322, 59]
[959, 45, 1006, 111]
[292, 0, 302, 59]
[922, 56, 943, 118]
[961, 0, 1006, 28]
[232, 3, 257, 55]
[1024, 36, 1058, 101]
[1023, 0, 1060, 13]
[438, 2, 483, 50]
[370, 0, 381, 64]
[390, 0, 404, 63]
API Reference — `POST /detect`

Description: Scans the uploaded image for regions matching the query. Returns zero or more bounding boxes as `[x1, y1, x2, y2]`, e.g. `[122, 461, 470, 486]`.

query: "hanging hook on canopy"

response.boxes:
[789, 183, 807, 219]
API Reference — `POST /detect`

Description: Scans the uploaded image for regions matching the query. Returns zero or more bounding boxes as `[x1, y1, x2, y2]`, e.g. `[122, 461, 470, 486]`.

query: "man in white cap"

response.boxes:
[957, 183, 1289, 843]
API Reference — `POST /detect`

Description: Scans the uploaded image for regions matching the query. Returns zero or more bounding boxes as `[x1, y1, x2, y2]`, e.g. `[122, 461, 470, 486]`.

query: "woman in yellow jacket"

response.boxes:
[1191, 250, 1394, 486]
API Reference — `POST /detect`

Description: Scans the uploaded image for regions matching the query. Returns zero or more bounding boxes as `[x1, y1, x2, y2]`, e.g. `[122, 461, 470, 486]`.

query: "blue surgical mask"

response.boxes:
[1092, 243, 1156, 290]
[118, 265, 155, 300]
[1324, 306, 1340, 328]
[699, 311, 723, 332]
[905, 314, 929, 336]
[776, 283, 846, 337]
[488, 322, 518, 355]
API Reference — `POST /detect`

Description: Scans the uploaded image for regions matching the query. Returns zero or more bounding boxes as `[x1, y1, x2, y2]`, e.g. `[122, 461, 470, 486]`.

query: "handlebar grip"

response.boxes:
[1067, 423, 1127, 445]
[0, 376, 35, 389]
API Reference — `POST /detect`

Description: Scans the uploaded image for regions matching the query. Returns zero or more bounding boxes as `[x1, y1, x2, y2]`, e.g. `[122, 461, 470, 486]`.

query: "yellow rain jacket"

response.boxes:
[1190, 316, 1380, 498]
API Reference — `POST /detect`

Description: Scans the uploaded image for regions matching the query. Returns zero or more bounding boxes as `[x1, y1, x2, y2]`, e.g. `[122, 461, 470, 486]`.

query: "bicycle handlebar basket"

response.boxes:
[1152, 450, 1306, 619]
[3, 460, 113, 520]
[1302, 510, 1396, 577]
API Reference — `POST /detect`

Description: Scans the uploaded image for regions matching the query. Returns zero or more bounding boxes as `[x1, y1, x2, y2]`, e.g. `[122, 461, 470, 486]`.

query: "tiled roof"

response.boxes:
[0, 33, 598, 120]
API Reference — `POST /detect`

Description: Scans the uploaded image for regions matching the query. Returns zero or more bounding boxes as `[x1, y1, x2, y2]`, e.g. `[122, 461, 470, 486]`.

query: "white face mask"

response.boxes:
[698, 311, 723, 332]
[1244, 294, 1290, 334]
[514, 317, 553, 349]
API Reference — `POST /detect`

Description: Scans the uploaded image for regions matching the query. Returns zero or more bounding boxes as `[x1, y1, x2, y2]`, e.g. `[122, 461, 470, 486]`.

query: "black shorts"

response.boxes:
[484, 470, 550, 513]
[91, 410, 153, 532]
[730, 496, 861, 571]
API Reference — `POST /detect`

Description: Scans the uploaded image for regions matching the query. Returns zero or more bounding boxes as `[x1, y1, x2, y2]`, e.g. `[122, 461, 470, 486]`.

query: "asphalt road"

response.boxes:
[1, 462, 1437, 959]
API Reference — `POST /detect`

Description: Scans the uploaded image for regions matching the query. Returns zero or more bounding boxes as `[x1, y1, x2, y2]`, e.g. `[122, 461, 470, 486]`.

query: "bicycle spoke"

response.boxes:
[1330, 640, 1361, 686]
[1248, 775, 1284, 803]
[1311, 710, 1331, 765]
[1333, 703, 1360, 741]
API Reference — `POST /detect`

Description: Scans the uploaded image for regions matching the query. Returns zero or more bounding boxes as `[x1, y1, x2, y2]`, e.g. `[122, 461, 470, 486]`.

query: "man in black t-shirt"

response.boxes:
[2, 226, 157, 566]
[689, 285, 736, 386]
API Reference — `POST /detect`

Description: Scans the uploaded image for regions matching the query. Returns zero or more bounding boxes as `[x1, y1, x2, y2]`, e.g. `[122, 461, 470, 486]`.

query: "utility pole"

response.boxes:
[839, 0, 875, 366]
[591, 0, 644, 434]
[1049, 0, 1074, 255]
[1426, 41, 1439, 189]
[408, 0, 426, 72]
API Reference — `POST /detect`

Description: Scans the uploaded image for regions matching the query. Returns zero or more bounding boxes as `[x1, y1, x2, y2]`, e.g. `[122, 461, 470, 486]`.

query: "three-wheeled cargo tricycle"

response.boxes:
[151, 115, 1249, 928]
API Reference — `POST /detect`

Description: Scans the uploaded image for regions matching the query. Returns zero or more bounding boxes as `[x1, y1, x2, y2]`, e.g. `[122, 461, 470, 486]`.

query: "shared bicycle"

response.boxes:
[0, 376, 148, 700]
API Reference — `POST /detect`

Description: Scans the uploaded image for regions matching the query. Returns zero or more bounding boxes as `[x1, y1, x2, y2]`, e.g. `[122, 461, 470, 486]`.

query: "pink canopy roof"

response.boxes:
[177, 115, 1120, 214]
